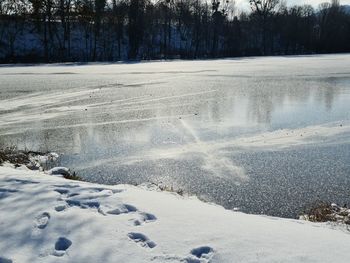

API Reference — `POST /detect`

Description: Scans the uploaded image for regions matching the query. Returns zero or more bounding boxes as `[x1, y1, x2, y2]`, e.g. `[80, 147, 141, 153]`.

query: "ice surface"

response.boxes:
[1, 55, 350, 217]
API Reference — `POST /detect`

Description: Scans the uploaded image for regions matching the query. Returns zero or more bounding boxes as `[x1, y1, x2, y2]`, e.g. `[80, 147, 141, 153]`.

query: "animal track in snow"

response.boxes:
[35, 212, 50, 229]
[127, 232, 156, 249]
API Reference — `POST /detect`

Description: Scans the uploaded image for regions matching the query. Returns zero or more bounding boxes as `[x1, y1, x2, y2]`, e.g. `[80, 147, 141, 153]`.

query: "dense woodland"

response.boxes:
[0, 0, 349, 62]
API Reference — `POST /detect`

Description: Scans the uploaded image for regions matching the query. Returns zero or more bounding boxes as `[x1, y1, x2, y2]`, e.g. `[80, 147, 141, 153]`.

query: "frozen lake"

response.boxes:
[1, 54, 350, 218]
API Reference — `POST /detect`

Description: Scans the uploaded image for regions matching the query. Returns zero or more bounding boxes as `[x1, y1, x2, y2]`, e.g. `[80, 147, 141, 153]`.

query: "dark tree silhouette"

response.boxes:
[0, 0, 349, 62]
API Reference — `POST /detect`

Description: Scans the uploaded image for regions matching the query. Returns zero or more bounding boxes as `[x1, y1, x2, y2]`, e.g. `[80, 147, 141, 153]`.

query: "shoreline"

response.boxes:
[1, 147, 349, 222]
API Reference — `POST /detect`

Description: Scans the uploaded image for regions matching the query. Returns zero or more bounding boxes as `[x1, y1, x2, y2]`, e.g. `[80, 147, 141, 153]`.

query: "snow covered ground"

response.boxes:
[1, 165, 350, 263]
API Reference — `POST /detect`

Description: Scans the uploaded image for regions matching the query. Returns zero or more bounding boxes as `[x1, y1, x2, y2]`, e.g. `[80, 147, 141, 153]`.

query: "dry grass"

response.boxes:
[157, 184, 185, 196]
[63, 172, 82, 181]
[302, 201, 350, 227]
[306, 202, 334, 222]
[0, 147, 82, 181]
[0, 147, 31, 166]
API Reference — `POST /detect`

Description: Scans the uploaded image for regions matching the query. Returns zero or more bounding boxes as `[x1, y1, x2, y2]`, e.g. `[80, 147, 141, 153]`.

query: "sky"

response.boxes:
[235, 0, 350, 11]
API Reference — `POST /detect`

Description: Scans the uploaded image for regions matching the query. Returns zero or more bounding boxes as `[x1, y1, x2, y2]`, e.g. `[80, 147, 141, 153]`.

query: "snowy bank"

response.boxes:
[0, 166, 350, 263]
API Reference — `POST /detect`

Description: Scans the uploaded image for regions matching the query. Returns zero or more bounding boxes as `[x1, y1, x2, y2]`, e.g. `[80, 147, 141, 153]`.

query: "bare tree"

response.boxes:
[1, 0, 350, 62]
[1, 0, 28, 60]
[249, 0, 279, 54]
[111, 0, 127, 60]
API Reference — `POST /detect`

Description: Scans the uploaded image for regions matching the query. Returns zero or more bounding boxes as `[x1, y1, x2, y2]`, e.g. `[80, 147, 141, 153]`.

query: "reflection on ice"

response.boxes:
[1, 54, 350, 217]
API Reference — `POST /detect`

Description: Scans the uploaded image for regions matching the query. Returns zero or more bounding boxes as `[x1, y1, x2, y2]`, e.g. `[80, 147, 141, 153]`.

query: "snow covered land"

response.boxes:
[1, 164, 350, 263]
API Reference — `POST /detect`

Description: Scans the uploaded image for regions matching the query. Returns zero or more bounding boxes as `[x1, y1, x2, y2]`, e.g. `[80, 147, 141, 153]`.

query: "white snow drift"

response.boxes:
[0, 165, 350, 263]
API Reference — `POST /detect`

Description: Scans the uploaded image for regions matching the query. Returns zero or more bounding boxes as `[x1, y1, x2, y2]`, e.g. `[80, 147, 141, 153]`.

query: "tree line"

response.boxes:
[0, 0, 349, 62]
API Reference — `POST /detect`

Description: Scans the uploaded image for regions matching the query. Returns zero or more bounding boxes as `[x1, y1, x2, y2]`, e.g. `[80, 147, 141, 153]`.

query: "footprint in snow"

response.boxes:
[54, 188, 70, 195]
[55, 237, 72, 250]
[54, 188, 74, 202]
[78, 186, 123, 195]
[184, 246, 215, 263]
[65, 199, 101, 210]
[31, 212, 51, 237]
[53, 188, 71, 212]
[53, 185, 126, 216]
[52, 237, 72, 257]
[127, 232, 157, 249]
[105, 204, 157, 226]
[0, 188, 18, 199]
[106, 204, 138, 215]
[54, 190, 110, 215]
[133, 212, 157, 226]
[35, 212, 50, 229]
[151, 255, 183, 262]
[55, 204, 67, 212]
[54, 187, 82, 198]
[53, 184, 80, 189]
[79, 188, 119, 200]
[67, 193, 80, 197]
[5, 178, 39, 185]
